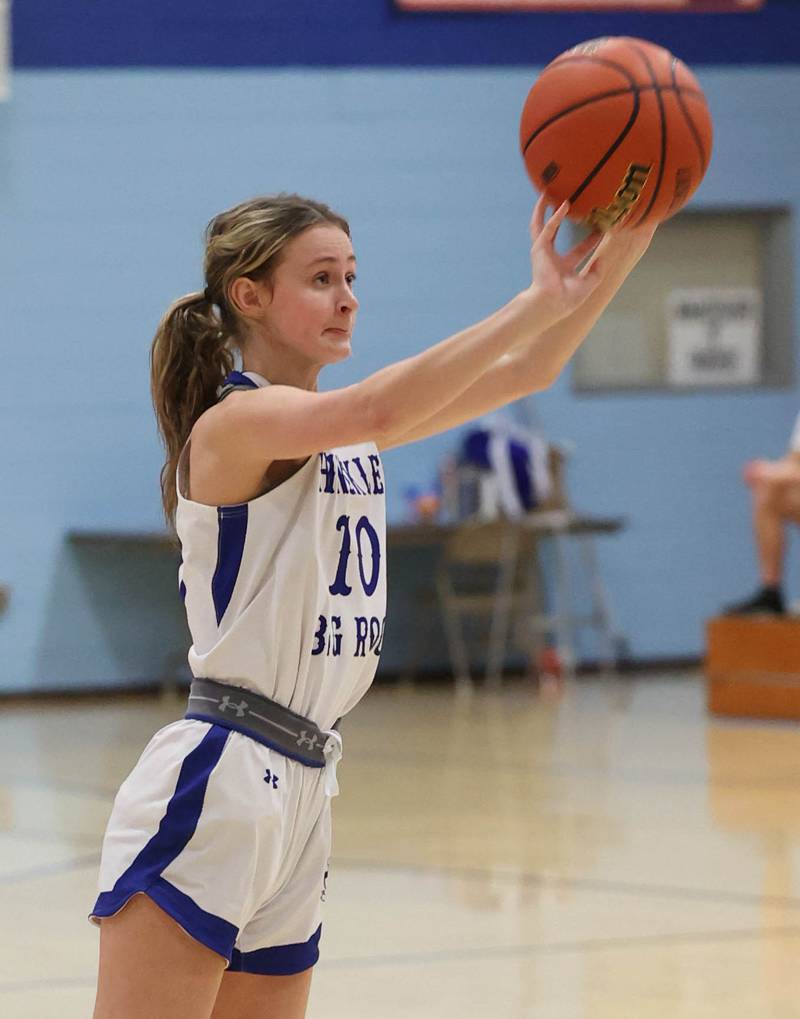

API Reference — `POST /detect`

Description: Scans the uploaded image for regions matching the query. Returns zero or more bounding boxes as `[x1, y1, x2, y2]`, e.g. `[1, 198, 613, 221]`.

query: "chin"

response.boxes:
[325, 340, 352, 363]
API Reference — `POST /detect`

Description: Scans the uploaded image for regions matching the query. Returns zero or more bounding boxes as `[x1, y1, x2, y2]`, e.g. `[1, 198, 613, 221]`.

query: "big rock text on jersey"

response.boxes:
[312, 451, 386, 660]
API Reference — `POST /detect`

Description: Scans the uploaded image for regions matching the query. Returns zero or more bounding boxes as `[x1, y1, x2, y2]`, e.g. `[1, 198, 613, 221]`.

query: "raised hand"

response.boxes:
[527, 197, 604, 322]
[527, 195, 659, 328]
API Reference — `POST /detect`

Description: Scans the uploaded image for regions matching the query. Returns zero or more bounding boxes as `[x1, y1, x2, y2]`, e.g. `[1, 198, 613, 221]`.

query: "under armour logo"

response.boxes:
[297, 730, 320, 751]
[218, 695, 249, 718]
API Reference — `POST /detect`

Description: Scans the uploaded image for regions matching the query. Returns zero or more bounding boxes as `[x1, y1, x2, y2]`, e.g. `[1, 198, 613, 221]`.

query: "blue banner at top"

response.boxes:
[11, 0, 798, 68]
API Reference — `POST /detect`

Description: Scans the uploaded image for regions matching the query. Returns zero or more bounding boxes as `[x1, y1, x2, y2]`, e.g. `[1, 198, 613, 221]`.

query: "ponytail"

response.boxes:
[150, 193, 350, 529]
[150, 292, 233, 528]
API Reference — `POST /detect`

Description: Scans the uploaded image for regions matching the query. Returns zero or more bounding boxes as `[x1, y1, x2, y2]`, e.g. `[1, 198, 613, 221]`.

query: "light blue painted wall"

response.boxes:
[1, 68, 799, 691]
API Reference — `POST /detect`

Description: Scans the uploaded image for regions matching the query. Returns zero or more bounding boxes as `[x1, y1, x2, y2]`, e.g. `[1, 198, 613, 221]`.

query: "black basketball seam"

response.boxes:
[543, 54, 638, 89]
[568, 88, 640, 207]
[522, 84, 701, 155]
[671, 59, 708, 175]
[524, 88, 635, 154]
[628, 43, 667, 227]
[676, 90, 709, 175]
[525, 87, 635, 154]
[542, 54, 702, 101]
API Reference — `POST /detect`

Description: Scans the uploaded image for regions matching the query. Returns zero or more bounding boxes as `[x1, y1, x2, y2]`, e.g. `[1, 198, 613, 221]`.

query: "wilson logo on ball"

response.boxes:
[587, 163, 652, 231]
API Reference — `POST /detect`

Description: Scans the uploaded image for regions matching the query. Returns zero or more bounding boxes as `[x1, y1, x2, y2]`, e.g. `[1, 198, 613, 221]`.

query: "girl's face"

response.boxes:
[258, 224, 359, 366]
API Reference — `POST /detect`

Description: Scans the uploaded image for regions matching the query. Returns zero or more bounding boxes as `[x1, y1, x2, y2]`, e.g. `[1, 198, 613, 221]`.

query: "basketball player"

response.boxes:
[725, 410, 800, 615]
[89, 193, 656, 1019]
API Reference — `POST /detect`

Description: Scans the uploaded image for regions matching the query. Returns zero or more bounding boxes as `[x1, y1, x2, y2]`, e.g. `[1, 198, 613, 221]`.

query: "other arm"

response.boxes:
[380, 222, 657, 450]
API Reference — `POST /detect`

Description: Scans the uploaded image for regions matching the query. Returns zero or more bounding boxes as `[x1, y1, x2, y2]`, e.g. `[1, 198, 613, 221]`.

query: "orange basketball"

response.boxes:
[519, 36, 713, 231]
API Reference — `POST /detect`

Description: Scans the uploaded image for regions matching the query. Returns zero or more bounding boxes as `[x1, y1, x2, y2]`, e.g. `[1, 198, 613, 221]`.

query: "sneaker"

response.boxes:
[723, 587, 785, 616]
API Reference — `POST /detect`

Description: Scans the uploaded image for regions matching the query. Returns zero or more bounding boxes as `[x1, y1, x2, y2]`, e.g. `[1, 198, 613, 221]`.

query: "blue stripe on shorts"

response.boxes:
[91, 724, 238, 961]
[229, 924, 322, 975]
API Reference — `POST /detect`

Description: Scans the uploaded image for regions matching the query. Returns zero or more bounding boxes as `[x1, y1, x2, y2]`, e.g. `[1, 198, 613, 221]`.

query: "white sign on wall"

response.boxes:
[666, 287, 761, 387]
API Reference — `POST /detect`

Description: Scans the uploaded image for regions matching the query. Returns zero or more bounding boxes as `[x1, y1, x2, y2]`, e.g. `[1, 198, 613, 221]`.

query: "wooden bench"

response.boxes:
[706, 615, 800, 721]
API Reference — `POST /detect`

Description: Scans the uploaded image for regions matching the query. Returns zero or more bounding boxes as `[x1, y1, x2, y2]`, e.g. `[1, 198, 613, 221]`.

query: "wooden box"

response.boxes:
[705, 615, 800, 721]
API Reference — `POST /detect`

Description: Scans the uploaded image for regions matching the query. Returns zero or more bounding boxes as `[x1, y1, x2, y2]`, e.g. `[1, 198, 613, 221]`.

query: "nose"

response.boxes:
[339, 287, 358, 313]
[338, 277, 356, 311]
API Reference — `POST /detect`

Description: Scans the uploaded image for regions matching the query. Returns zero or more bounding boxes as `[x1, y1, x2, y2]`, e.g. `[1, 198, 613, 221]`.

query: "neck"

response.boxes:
[242, 343, 321, 392]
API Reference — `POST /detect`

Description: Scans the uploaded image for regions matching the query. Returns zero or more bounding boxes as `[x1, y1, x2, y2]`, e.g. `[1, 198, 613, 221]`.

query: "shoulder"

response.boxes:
[186, 392, 275, 505]
[192, 386, 263, 450]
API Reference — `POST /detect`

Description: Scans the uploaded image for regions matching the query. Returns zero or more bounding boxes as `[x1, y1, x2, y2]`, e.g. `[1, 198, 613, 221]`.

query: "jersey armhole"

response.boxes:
[176, 439, 192, 502]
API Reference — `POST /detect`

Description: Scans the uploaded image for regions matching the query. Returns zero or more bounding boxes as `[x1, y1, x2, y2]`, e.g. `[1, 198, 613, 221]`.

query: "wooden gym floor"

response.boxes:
[2, 672, 800, 1018]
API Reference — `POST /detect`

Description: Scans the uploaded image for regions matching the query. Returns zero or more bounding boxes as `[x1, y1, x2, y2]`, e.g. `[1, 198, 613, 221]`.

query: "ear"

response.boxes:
[229, 276, 271, 319]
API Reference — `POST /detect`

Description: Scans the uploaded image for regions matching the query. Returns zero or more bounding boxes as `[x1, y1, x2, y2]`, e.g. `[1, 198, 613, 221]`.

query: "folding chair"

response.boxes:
[435, 519, 541, 686]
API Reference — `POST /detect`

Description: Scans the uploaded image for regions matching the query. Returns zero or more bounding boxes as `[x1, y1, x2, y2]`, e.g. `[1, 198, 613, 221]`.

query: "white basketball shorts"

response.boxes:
[89, 718, 333, 974]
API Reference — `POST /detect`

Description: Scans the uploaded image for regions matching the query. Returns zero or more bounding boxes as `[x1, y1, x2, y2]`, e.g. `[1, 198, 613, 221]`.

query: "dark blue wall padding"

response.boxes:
[12, 0, 800, 69]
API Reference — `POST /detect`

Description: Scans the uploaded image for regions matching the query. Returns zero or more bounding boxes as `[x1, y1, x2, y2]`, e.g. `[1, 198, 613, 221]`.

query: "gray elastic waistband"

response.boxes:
[185, 678, 334, 767]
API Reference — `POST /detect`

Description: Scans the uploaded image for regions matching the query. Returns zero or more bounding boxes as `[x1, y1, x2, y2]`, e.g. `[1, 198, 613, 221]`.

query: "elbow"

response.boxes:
[358, 386, 396, 445]
[523, 363, 562, 395]
[537, 365, 563, 391]
[506, 349, 561, 397]
[537, 352, 570, 391]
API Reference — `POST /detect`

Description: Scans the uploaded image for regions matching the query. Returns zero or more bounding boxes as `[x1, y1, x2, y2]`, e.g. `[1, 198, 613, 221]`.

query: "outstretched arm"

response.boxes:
[203, 198, 608, 466]
[380, 221, 657, 450]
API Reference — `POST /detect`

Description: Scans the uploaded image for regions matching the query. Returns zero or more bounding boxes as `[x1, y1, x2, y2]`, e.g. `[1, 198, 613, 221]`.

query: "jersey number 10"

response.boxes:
[328, 514, 381, 598]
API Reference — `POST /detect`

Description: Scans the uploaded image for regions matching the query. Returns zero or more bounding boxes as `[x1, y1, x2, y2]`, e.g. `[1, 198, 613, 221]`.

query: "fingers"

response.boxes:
[542, 200, 570, 242]
[530, 196, 569, 244]
[602, 219, 658, 263]
[564, 229, 602, 271]
[530, 194, 547, 242]
[625, 219, 659, 243]
[579, 232, 611, 277]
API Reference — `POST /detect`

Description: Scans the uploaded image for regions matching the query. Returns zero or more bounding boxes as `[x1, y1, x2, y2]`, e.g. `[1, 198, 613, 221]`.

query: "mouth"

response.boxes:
[325, 327, 350, 336]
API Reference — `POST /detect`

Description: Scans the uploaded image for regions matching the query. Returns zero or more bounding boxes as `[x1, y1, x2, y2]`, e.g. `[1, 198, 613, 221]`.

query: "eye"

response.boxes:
[346, 273, 357, 286]
[314, 272, 330, 284]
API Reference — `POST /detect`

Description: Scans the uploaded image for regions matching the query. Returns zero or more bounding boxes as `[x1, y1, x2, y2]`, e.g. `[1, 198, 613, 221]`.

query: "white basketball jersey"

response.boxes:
[175, 371, 387, 731]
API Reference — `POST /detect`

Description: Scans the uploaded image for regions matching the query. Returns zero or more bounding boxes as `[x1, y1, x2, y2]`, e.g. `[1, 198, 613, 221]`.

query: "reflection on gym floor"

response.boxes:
[2, 673, 800, 1018]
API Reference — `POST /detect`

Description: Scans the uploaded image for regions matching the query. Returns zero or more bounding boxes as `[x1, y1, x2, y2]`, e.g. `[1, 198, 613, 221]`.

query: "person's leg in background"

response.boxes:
[725, 461, 800, 614]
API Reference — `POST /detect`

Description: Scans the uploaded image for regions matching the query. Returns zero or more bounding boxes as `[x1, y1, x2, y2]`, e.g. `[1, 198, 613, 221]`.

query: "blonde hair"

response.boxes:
[150, 193, 350, 527]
